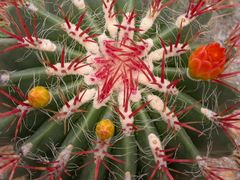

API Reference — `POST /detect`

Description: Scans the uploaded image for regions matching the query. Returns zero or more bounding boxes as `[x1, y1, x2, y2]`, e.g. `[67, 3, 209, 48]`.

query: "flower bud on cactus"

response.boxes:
[0, 0, 239, 179]
[96, 119, 115, 140]
[188, 43, 227, 80]
[27, 86, 52, 108]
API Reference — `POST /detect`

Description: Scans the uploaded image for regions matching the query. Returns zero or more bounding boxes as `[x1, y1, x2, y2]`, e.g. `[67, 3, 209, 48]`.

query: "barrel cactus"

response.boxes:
[0, 0, 240, 179]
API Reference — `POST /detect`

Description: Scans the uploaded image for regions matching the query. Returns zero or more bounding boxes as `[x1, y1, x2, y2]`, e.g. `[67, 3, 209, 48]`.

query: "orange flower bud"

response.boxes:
[96, 119, 115, 140]
[188, 43, 227, 80]
[28, 86, 52, 108]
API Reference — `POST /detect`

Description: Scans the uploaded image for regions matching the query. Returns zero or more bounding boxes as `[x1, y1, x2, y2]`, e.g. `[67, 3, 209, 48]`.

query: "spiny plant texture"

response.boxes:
[0, 0, 240, 179]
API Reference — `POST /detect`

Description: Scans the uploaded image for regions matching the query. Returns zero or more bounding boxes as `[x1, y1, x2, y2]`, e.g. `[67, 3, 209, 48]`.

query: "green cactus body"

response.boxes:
[0, 0, 240, 179]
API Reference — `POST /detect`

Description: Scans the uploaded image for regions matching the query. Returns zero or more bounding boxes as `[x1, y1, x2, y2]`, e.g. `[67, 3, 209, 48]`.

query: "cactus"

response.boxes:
[0, 0, 240, 179]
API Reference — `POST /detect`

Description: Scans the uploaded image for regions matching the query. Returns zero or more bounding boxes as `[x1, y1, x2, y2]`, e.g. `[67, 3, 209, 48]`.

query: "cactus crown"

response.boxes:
[0, 0, 239, 179]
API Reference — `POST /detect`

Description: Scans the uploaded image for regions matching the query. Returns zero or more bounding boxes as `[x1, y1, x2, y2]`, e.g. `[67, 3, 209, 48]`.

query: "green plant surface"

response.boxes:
[0, 0, 240, 179]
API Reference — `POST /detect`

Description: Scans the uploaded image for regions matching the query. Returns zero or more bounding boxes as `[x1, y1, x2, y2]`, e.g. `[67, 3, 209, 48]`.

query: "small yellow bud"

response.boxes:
[27, 86, 52, 108]
[96, 119, 115, 140]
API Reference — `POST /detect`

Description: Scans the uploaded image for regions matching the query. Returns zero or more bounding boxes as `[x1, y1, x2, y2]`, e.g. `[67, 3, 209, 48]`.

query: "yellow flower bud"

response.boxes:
[27, 86, 52, 108]
[96, 119, 115, 140]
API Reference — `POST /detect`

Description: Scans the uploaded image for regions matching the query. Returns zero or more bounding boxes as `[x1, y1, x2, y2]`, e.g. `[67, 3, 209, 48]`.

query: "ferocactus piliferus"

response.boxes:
[0, 0, 240, 179]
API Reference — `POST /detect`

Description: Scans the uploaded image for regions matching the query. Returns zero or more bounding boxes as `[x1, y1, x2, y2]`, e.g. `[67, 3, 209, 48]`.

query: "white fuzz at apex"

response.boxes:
[46, 62, 93, 77]
[16, 101, 31, 114]
[118, 12, 135, 41]
[102, 0, 118, 38]
[175, 14, 195, 28]
[125, 171, 131, 180]
[61, 22, 99, 54]
[148, 43, 190, 62]
[140, 8, 160, 34]
[72, 0, 86, 9]
[148, 133, 167, 167]
[201, 108, 217, 121]
[117, 93, 136, 136]
[23, 37, 57, 52]
[148, 94, 181, 131]
[55, 145, 74, 167]
[140, 12, 156, 34]
[93, 92, 111, 109]
[0, 70, 10, 86]
[139, 74, 179, 95]
[94, 139, 110, 163]
[24, 2, 38, 12]
[20, 143, 33, 156]
[56, 89, 96, 120]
